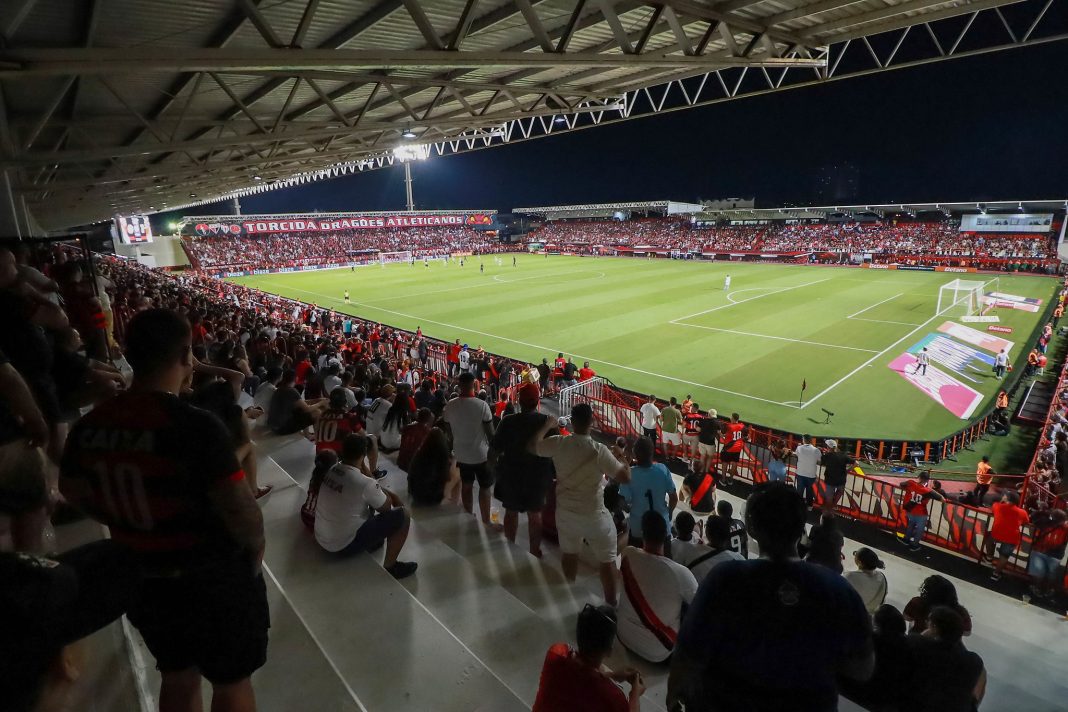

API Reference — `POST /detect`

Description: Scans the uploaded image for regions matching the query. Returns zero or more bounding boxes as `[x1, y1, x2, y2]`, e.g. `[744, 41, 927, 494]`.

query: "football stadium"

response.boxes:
[3, 1, 1068, 712]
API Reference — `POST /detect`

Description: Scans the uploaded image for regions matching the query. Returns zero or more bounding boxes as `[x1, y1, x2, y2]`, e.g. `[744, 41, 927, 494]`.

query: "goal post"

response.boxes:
[936, 278, 988, 317]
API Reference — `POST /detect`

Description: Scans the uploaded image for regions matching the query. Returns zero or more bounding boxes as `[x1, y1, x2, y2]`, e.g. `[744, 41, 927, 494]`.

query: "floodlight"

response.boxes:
[392, 144, 430, 162]
[401, 127, 417, 139]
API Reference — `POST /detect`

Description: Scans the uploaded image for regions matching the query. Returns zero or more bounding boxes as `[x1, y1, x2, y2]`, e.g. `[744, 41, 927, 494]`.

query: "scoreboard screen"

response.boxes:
[115, 215, 154, 244]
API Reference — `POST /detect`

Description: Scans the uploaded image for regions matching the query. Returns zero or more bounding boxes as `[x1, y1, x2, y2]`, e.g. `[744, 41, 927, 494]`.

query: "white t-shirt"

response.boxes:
[443, 396, 492, 464]
[365, 397, 392, 436]
[314, 463, 388, 552]
[322, 374, 342, 395]
[688, 547, 744, 581]
[794, 443, 822, 478]
[535, 433, 621, 515]
[844, 569, 889, 616]
[617, 547, 699, 662]
[458, 350, 471, 369]
[639, 402, 661, 430]
[253, 382, 276, 413]
[671, 538, 711, 568]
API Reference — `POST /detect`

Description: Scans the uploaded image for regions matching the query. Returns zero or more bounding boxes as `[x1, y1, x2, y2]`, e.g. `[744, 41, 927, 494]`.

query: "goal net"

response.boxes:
[378, 250, 412, 264]
[936, 278, 997, 317]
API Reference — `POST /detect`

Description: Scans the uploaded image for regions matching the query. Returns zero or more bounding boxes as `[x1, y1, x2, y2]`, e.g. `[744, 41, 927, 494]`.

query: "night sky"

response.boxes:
[173, 40, 1068, 221]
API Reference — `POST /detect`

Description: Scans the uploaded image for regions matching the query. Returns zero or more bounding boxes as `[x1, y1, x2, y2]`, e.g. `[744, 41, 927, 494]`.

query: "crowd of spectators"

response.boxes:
[182, 226, 506, 272]
[0, 236, 1057, 712]
[528, 217, 1058, 269]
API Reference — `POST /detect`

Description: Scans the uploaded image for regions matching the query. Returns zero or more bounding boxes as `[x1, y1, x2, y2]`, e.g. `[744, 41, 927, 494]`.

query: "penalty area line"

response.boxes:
[255, 280, 795, 408]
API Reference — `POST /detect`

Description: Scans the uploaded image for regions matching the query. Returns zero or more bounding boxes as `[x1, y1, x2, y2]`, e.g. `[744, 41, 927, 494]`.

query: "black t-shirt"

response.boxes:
[821, 450, 854, 486]
[491, 411, 552, 479]
[683, 471, 715, 513]
[563, 362, 577, 379]
[675, 558, 872, 712]
[900, 636, 983, 712]
[698, 417, 720, 445]
[536, 363, 550, 381]
[61, 391, 243, 573]
[727, 517, 749, 558]
[267, 386, 302, 431]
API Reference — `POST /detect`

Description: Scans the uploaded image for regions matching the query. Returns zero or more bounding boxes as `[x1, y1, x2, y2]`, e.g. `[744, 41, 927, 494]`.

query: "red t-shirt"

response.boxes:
[722, 422, 745, 452]
[532, 644, 628, 712]
[578, 367, 595, 381]
[447, 344, 461, 363]
[902, 480, 933, 517]
[294, 360, 313, 386]
[990, 502, 1029, 545]
[314, 410, 364, 453]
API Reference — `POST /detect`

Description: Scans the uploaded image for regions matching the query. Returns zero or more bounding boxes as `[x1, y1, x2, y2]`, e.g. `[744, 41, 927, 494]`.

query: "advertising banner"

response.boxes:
[192, 214, 472, 237]
[984, 291, 1042, 313]
[888, 353, 983, 419]
[988, 325, 1014, 334]
[936, 321, 1014, 354]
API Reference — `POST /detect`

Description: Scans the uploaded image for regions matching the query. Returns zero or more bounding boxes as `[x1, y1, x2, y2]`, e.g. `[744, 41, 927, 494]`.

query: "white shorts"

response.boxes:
[555, 508, 618, 563]
[684, 434, 699, 449]
[698, 442, 717, 456]
[663, 431, 682, 446]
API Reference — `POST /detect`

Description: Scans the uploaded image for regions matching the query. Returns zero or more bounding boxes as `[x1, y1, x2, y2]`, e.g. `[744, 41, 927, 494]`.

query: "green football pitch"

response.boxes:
[229, 255, 1059, 440]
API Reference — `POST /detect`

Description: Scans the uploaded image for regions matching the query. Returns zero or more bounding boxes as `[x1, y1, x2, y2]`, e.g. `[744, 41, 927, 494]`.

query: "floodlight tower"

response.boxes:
[394, 134, 427, 212]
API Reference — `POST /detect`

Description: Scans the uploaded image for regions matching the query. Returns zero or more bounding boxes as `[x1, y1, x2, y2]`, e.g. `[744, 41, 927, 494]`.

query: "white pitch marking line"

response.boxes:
[846, 293, 902, 319]
[672, 322, 880, 353]
[257, 280, 794, 407]
[726, 287, 774, 304]
[850, 317, 926, 326]
[801, 309, 946, 409]
[669, 278, 830, 324]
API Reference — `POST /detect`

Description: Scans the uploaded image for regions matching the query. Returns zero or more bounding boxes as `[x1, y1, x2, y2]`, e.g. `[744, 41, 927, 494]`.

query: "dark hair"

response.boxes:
[125, 309, 191, 376]
[266, 366, 283, 382]
[576, 604, 617, 657]
[641, 510, 668, 546]
[674, 511, 696, 539]
[855, 547, 885, 571]
[457, 372, 475, 390]
[704, 515, 731, 547]
[570, 402, 594, 429]
[927, 605, 966, 643]
[313, 449, 338, 476]
[340, 433, 369, 463]
[407, 428, 452, 506]
[873, 604, 906, 637]
[633, 436, 654, 467]
[716, 500, 734, 519]
[918, 575, 959, 606]
[415, 407, 434, 424]
[745, 482, 805, 556]
[383, 398, 412, 431]
[281, 368, 296, 385]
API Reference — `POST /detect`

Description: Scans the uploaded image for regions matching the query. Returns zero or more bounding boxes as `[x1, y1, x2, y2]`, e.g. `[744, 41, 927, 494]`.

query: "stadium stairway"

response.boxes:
[100, 422, 1068, 712]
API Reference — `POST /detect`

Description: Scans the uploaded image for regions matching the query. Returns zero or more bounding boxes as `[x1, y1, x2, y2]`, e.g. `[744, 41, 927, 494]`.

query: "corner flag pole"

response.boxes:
[800, 378, 807, 407]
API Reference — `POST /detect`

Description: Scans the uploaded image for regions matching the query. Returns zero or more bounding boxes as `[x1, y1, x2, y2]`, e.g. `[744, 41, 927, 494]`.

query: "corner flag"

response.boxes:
[801, 379, 807, 391]
[799, 378, 807, 407]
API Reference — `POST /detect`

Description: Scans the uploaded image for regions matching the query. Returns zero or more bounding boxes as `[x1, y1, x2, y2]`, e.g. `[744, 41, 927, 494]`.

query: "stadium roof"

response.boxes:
[515, 199, 704, 218]
[696, 199, 1068, 219]
[1, 0, 1065, 231]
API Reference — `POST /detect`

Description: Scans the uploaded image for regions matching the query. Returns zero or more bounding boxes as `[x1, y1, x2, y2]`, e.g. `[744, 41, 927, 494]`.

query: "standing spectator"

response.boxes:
[844, 548, 889, 616]
[406, 428, 461, 507]
[719, 413, 745, 484]
[491, 383, 555, 557]
[685, 515, 744, 581]
[993, 349, 1008, 378]
[820, 439, 853, 511]
[900, 607, 986, 712]
[667, 483, 874, 712]
[696, 408, 720, 477]
[446, 339, 461, 377]
[716, 500, 748, 559]
[0, 347, 51, 552]
[59, 309, 268, 712]
[536, 358, 551, 395]
[578, 361, 596, 382]
[678, 465, 716, 514]
[682, 403, 702, 466]
[1027, 508, 1068, 599]
[768, 438, 788, 483]
[900, 470, 944, 551]
[530, 403, 630, 606]
[974, 456, 993, 505]
[903, 575, 972, 636]
[532, 604, 644, 712]
[660, 397, 684, 461]
[982, 491, 1030, 581]
[639, 394, 660, 442]
[442, 372, 497, 526]
[314, 434, 417, 579]
[619, 436, 677, 546]
[794, 435, 821, 507]
[616, 512, 699, 662]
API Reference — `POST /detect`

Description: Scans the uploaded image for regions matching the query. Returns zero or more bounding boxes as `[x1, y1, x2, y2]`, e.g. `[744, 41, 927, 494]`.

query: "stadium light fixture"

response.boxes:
[168, 222, 179, 231]
[253, 175, 262, 181]
[554, 116, 567, 124]
[401, 126, 417, 139]
[392, 144, 430, 162]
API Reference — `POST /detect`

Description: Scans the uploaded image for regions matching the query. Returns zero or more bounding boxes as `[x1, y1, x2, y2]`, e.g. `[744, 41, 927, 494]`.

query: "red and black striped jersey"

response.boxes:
[314, 409, 364, 453]
[60, 391, 243, 574]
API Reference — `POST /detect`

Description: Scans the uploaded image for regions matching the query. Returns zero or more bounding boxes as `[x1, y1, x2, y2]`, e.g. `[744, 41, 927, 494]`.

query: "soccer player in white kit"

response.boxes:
[724, 274, 732, 290]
